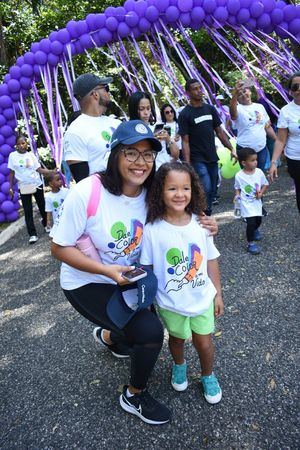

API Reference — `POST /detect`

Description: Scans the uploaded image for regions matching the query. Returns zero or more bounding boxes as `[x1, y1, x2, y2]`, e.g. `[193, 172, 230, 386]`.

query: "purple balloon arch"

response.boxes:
[0, 0, 299, 222]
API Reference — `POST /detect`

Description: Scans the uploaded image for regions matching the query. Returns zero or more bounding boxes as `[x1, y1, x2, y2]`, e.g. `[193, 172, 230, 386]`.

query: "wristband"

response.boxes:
[270, 161, 277, 165]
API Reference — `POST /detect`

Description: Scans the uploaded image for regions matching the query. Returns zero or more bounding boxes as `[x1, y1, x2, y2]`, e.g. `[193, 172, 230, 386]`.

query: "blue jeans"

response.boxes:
[193, 161, 219, 215]
[237, 145, 268, 171]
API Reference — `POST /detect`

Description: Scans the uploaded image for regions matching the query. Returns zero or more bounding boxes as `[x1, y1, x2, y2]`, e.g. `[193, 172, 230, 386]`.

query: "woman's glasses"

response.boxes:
[121, 147, 157, 163]
[291, 83, 300, 92]
[164, 109, 174, 115]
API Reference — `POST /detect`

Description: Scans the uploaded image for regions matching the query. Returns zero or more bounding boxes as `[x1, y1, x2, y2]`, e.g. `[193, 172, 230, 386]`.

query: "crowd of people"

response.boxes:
[8, 71, 299, 425]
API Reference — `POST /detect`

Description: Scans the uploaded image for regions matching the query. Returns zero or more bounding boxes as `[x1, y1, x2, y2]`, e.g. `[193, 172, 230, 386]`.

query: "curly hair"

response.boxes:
[146, 161, 206, 223]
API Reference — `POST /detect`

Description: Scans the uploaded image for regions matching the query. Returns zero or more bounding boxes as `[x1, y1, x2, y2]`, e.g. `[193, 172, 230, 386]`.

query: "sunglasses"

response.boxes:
[291, 83, 300, 92]
[92, 85, 110, 94]
[164, 110, 174, 115]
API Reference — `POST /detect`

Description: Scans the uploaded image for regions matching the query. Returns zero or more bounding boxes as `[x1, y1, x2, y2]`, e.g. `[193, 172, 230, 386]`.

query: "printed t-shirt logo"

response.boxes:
[105, 219, 143, 261]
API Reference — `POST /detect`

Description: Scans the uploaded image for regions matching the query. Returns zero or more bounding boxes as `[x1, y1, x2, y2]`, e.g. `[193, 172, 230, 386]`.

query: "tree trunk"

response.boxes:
[0, 15, 7, 66]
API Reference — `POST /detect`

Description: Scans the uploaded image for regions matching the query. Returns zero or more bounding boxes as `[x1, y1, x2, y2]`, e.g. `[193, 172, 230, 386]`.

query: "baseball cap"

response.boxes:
[110, 120, 162, 152]
[73, 73, 113, 100]
[106, 267, 158, 329]
[216, 94, 225, 100]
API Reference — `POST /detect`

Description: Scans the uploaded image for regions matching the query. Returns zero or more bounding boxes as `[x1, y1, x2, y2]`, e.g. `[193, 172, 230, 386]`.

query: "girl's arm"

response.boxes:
[234, 188, 241, 201]
[46, 212, 52, 228]
[51, 242, 134, 285]
[207, 258, 224, 317]
[36, 167, 55, 176]
[9, 170, 15, 199]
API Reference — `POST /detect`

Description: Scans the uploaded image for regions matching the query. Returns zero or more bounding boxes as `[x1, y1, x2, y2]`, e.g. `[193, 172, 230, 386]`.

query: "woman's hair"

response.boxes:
[160, 104, 177, 123]
[128, 91, 156, 124]
[146, 161, 207, 223]
[287, 71, 300, 90]
[99, 143, 156, 196]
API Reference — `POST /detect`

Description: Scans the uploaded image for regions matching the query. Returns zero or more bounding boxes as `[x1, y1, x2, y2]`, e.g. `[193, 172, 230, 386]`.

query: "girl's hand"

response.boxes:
[9, 188, 14, 199]
[255, 190, 263, 199]
[233, 194, 240, 202]
[104, 264, 135, 285]
[197, 214, 218, 236]
[214, 294, 224, 317]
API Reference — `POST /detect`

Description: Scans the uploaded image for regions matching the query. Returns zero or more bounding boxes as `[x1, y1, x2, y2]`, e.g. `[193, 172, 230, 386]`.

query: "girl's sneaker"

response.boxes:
[247, 242, 261, 255]
[171, 362, 188, 391]
[201, 373, 222, 404]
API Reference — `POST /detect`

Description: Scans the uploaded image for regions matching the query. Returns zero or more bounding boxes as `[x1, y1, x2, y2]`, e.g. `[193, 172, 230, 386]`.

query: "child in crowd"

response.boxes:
[234, 147, 269, 255]
[140, 161, 224, 404]
[45, 172, 69, 234]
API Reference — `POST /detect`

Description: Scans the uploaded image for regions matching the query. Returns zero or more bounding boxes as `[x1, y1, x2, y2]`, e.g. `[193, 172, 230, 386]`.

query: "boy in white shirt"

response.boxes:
[234, 147, 269, 255]
[45, 172, 69, 234]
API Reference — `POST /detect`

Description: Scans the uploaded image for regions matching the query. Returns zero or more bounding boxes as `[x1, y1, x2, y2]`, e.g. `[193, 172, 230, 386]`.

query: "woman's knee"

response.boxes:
[126, 310, 164, 345]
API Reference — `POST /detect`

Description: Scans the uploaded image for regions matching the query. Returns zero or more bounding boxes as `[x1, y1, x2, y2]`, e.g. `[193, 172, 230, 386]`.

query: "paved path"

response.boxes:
[0, 167, 299, 449]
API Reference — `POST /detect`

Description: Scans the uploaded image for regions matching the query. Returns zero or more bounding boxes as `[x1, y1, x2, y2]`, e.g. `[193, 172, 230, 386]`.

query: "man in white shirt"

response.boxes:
[63, 73, 120, 182]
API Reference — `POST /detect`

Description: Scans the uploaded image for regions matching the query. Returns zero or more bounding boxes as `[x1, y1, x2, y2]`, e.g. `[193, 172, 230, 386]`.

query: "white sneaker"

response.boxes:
[45, 226, 51, 233]
[29, 235, 38, 244]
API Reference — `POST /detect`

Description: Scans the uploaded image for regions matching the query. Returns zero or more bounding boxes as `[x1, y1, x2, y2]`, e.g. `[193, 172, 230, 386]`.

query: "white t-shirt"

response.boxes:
[234, 168, 269, 217]
[63, 114, 121, 175]
[140, 215, 220, 317]
[277, 101, 300, 161]
[232, 103, 270, 152]
[45, 187, 69, 222]
[52, 176, 147, 290]
[7, 151, 42, 188]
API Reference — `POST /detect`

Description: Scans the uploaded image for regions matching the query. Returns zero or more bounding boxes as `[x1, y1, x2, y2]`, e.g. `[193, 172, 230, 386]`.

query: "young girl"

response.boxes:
[234, 147, 269, 255]
[45, 172, 69, 234]
[128, 92, 179, 169]
[140, 162, 224, 404]
[8, 135, 52, 244]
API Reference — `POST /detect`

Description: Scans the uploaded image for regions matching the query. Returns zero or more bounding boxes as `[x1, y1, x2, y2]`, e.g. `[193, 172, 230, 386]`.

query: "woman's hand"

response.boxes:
[104, 264, 135, 285]
[154, 129, 170, 143]
[269, 163, 278, 182]
[198, 214, 218, 236]
[214, 294, 224, 317]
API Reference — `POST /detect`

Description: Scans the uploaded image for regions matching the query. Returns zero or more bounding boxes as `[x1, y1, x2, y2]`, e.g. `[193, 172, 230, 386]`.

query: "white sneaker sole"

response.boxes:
[203, 389, 222, 404]
[92, 327, 130, 359]
[119, 394, 170, 425]
[171, 380, 188, 391]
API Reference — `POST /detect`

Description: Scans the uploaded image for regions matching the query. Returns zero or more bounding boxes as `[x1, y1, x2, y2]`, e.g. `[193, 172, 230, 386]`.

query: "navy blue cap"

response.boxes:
[73, 73, 113, 100]
[106, 267, 158, 329]
[110, 120, 162, 152]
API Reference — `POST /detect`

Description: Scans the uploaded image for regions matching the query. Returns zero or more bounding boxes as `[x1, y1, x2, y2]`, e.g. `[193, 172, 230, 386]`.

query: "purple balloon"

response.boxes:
[283, 5, 297, 22]
[204, 15, 214, 25]
[0, 126, 13, 138]
[166, 5, 180, 22]
[47, 53, 60, 66]
[125, 11, 140, 27]
[6, 211, 19, 222]
[7, 79, 20, 93]
[0, 95, 12, 109]
[194, 0, 204, 5]
[33, 64, 42, 78]
[35, 51, 47, 65]
[5, 135, 16, 147]
[191, 6, 205, 22]
[0, 84, 8, 96]
[57, 28, 71, 44]
[117, 22, 131, 37]
[98, 28, 113, 44]
[1, 200, 14, 214]
[180, 12, 192, 27]
[0, 155, 3, 166]
[0, 212, 5, 222]
[134, 1, 148, 16]
[250, 2, 264, 18]
[3, 108, 14, 120]
[271, 8, 284, 25]
[240, 0, 251, 7]
[39, 38, 51, 54]
[264, 23, 275, 33]
[0, 191, 5, 202]
[105, 6, 116, 17]
[0, 144, 12, 157]
[227, 0, 241, 15]
[7, 119, 16, 129]
[79, 34, 93, 49]
[138, 17, 151, 32]
[203, 0, 217, 13]
[49, 31, 59, 42]
[289, 18, 300, 35]
[23, 52, 35, 65]
[77, 20, 88, 35]
[16, 56, 25, 67]
[0, 114, 6, 127]
[66, 20, 80, 39]
[237, 8, 251, 23]
[94, 14, 106, 29]
[21, 64, 33, 78]
[214, 6, 229, 22]
[178, 0, 192, 13]
[257, 13, 271, 28]
[153, 0, 169, 12]
[145, 6, 160, 22]
[0, 163, 9, 176]
[9, 66, 22, 80]
[275, 22, 289, 38]
[4, 74, 11, 84]
[86, 14, 97, 31]
[217, 0, 226, 5]
[20, 77, 32, 90]
[261, 0, 276, 13]
[124, 0, 136, 12]
[115, 6, 126, 20]
[10, 92, 20, 101]
[50, 41, 64, 55]
[31, 42, 40, 53]
[106, 16, 119, 31]
[14, 200, 20, 210]
[0, 135, 4, 146]
[132, 27, 142, 38]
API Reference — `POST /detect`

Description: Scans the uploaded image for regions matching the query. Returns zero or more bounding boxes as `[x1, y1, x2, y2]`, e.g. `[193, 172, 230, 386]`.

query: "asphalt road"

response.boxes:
[0, 166, 299, 450]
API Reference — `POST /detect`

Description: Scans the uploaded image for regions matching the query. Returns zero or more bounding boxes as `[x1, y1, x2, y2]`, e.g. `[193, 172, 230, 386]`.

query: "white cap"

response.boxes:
[216, 94, 224, 100]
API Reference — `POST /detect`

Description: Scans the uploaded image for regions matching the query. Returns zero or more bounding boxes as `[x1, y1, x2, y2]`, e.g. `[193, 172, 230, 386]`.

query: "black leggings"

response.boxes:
[286, 157, 300, 213]
[63, 283, 164, 390]
[20, 185, 46, 236]
[246, 216, 262, 242]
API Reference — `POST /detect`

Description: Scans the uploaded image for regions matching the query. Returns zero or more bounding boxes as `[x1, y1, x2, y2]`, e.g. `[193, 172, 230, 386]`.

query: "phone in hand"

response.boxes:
[163, 125, 171, 136]
[153, 123, 164, 134]
[122, 267, 147, 282]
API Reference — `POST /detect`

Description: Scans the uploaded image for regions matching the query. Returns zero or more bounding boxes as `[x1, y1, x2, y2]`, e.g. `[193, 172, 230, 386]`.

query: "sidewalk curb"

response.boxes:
[0, 216, 25, 247]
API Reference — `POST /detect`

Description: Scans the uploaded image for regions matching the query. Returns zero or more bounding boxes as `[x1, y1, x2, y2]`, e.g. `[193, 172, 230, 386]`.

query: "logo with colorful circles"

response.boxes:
[106, 219, 143, 261]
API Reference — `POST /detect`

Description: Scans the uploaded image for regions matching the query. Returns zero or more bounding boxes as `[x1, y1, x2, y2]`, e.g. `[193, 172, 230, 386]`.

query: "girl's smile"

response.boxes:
[163, 171, 192, 218]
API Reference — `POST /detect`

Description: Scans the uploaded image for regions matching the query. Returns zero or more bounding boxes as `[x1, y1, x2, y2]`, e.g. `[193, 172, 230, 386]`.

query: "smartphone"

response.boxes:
[242, 78, 254, 88]
[153, 123, 164, 134]
[122, 267, 147, 282]
[163, 125, 171, 136]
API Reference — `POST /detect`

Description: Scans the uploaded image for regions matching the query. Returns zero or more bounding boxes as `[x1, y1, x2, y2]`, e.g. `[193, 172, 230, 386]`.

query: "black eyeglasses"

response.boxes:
[121, 147, 157, 163]
[164, 110, 174, 115]
[291, 83, 300, 92]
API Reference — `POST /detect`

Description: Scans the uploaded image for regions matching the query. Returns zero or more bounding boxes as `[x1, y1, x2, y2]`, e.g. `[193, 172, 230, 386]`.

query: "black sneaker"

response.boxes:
[262, 206, 268, 217]
[119, 385, 171, 425]
[93, 327, 131, 359]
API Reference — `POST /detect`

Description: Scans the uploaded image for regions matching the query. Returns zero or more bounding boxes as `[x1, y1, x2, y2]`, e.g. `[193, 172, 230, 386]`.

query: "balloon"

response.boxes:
[118, 22, 130, 37]
[0, 125, 13, 138]
[166, 6, 180, 22]
[145, 6, 160, 22]
[194, 0, 204, 4]
[261, 0, 276, 13]
[7, 119, 17, 129]
[191, 7, 205, 22]
[106, 16, 119, 31]
[217, 0, 227, 6]
[47, 53, 60, 66]
[204, 15, 214, 25]
[0, 155, 3, 166]
[6, 211, 19, 222]
[178, 0, 193, 13]
[153, 0, 169, 12]
[132, 27, 142, 38]
[20, 77, 32, 90]
[23, 52, 35, 65]
[3, 108, 14, 120]
[20, 64, 33, 78]
[0, 191, 5, 202]
[0, 84, 8, 96]
[0, 163, 9, 176]
[0, 96, 12, 109]
[49, 30, 59, 42]
[4, 74, 11, 84]
[217, 146, 230, 166]
[39, 39, 51, 54]
[0, 135, 4, 146]
[1, 200, 14, 214]
[227, 0, 240, 14]
[86, 14, 97, 31]
[105, 6, 116, 17]
[66, 20, 79, 38]
[9, 66, 21, 79]
[250, 2, 264, 18]
[257, 13, 271, 29]
[50, 41, 64, 55]
[0, 114, 6, 127]
[10, 93, 20, 102]
[79, 33, 93, 48]
[77, 20, 88, 35]
[0, 212, 5, 222]
[57, 28, 71, 44]
[236, 8, 250, 23]
[180, 13, 192, 27]
[0, 144, 13, 157]
[288, 18, 300, 35]
[35, 51, 47, 65]
[16, 56, 25, 67]
[115, 6, 126, 20]
[275, 22, 289, 38]
[271, 8, 284, 24]
[214, 6, 229, 22]
[283, 5, 297, 22]
[5, 135, 16, 147]
[125, 11, 140, 27]
[134, 1, 148, 16]
[7, 79, 21, 93]
[124, 0, 136, 12]
[138, 17, 151, 32]
[221, 162, 239, 179]
[14, 200, 20, 209]
[31, 42, 40, 53]
[247, 18, 257, 30]
[98, 28, 113, 43]
[94, 14, 106, 29]
[203, 0, 217, 14]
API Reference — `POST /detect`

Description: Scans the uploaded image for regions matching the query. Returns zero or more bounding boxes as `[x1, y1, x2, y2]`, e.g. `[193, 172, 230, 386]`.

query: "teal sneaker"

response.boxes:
[201, 373, 222, 404]
[171, 362, 188, 391]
